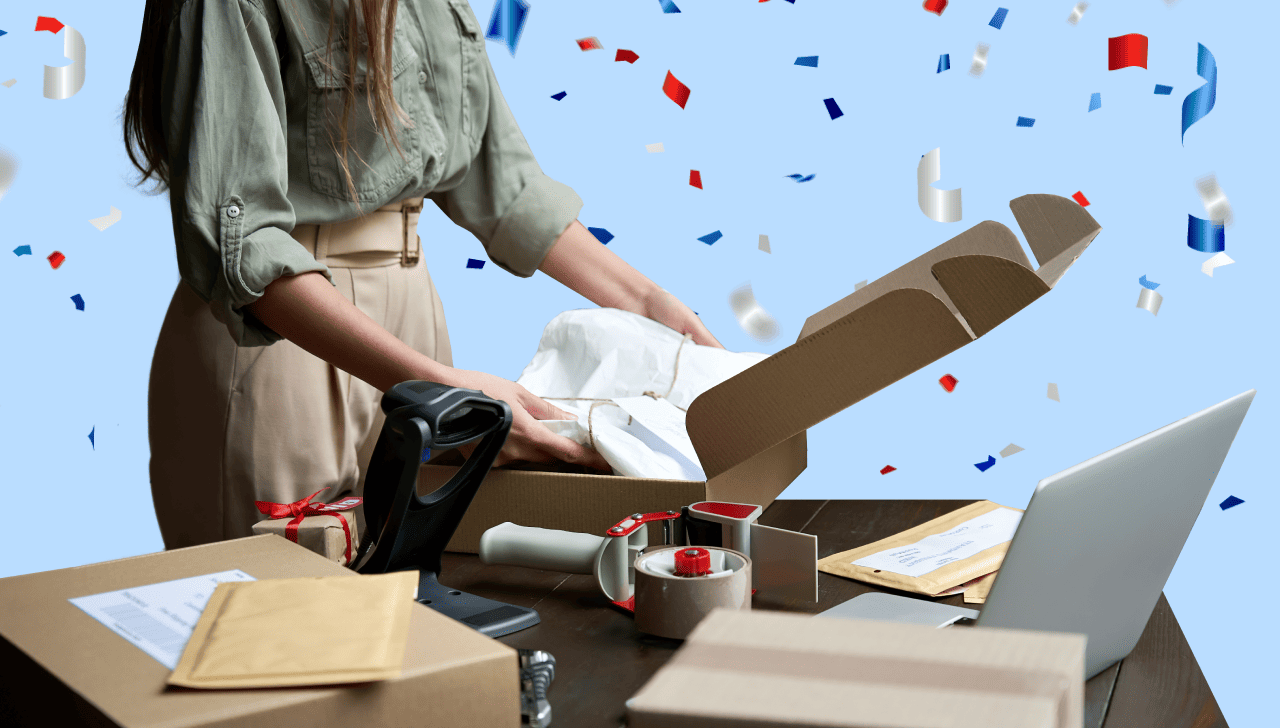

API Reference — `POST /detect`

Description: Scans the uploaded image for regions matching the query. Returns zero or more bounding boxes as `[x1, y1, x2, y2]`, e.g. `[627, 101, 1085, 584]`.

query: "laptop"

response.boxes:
[819, 389, 1256, 678]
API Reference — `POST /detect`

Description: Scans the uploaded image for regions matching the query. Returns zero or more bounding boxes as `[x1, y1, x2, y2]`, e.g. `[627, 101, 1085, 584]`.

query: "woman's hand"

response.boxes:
[640, 288, 724, 349]
[448, 369, 613, 473]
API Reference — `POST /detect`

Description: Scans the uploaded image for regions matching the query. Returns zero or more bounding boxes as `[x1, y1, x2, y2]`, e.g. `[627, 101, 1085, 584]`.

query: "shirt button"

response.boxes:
[227, 205, 241, 218]
[418, 70, 428, 85]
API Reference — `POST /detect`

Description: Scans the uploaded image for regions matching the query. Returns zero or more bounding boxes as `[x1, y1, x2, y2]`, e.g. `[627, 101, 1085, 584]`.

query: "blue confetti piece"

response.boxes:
[785, 174, 804, 180]
[1138, 275, 1160, 290]
[0, 30, 7, 38]
[466, 258, 486, 269]
[795, 56, 818, 68]
[659, 0, 681, 13]
[824, 98, 843, 120]
[421, 448, 433, 463]
[1181, 43, 1217, 145]
[798, 174, 815, 182]
[698, 230, 723, 245]
[1219, 495, 1244, 510]
[88, 427, 95, 450]
[1016, 116, 1035, 127]
[937, 53, 950, 73]
[71, 293, 85, 310]
[1088, 92, 1101, 112]
[975, 455, 996, 472]
[1154, 84, 1173, 95]
[588, 227, 614, 244]
[485, 0, 530, 57]
[550, 91, 567, 100]
[1187, 214, 1225, 253]
[989, 8, 1009, 30]
[13, 245, 31, 256]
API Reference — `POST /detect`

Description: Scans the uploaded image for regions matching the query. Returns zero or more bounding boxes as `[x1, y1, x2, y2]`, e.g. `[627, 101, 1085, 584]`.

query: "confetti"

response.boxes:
[1201, 252, 1234, 277]
[1047, 383, 1060, 402]
[466, 258, 486, 269]
[880, 465, 897, 475]
[0, 30, 6, 38]
[1187, 215, 1225, 253]
[1107, 34, 1148, 71]
[975, 455, 996, 472]
[615, 49, 639, 64]
[917, 148, 962, 223]
[1136, 287, 1162, 317]
[1072, 191, 1090, 207]
[758, 234, 771, 253]
[484, 0, 530, 56]
[785, 174, 815, 183]
[588, 227, 615, 244]
[0, 147, 15, 202]
[71, 294, 85, 311]
[989, 8, 1009, 30]
[1154, 84, 1173, 95]
[1016, 116, 1035, 127]
[659, 0, 681, 13]
[89, 206, 122, 231]
[1181, 44, 1217, 145]
[969, 43, 990, 76]
[698, 230, 723, 246]
[823, 98, 843, 119]
[923, 0, 948, 15]
[1, 79, 14, 88]
[689, 170, 702, 189]
[48, 251, 66, 269]
[729, 283, 780, 341]
[1219, 495, 1244, 511]
[13, 245, 31, 256]
[88, 426, 95, 450]
[1139, 275, 1160, 290]
[795, 56, 818, 68]
[646, 142, 665, 153]
[43, 26, 86, 100]
[550, 91, 567, 100]
[1195, 174, 1233, 227]
[1067, 2, 1088, 25]
[663, 71, 691, 109]
[35, 16, 65, 34]
[999, 443, 1024, 458]
[939, 374, 958, 392]
[576, 36, 604, 51]
[1088, 92, 1101, 112]
[854, 280, 868, 291]
[937, 54, 950, 73]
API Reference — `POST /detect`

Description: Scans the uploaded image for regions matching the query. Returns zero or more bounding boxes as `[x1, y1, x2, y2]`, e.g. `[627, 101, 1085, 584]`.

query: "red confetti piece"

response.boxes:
[48, 251, 66, 269]
[576, 36, 603, 51]
[880, 465, 896, 475]
[615, 49, 639, 64]
[939, 374, 958, 392]
[922, 0, 948, 15]
[35, 16, 64, 34]
[1107, 34, 1149, 71]
[1072, 191, 1090, 207]
[689, 170, 703, 189]
[663, 71, 691, 109]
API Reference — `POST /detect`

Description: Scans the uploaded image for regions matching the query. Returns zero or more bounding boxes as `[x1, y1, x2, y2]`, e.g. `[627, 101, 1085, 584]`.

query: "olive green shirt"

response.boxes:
[163, 0, 583, 346]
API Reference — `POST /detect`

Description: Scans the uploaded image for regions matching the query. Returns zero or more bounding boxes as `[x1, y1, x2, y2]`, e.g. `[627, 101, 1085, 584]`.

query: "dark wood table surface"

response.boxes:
[440, 500, 1227, 728]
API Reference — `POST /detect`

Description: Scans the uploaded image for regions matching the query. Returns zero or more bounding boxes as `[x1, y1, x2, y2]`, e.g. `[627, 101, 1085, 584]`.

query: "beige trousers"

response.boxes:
[149, 199, 453, 551]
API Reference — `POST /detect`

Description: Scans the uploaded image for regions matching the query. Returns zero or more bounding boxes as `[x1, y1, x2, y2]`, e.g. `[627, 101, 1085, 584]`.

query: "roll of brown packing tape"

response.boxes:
[633, 546, 752, 640]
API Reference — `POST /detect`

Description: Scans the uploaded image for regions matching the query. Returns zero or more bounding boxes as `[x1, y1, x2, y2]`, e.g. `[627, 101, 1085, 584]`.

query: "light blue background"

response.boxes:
[1, 0, 1273, 723]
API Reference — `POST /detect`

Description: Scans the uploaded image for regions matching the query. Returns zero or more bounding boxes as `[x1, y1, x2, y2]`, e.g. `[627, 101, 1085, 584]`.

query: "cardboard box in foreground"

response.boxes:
[627, 608, 1086, 728]
[0, 535, 519, 728]
[428, 193, 1101, 553]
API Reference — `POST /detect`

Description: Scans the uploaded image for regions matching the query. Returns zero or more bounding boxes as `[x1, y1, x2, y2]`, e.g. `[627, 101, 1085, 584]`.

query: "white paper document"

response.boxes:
[69, 570, 256, 669]
[852, 508, 1023, 578]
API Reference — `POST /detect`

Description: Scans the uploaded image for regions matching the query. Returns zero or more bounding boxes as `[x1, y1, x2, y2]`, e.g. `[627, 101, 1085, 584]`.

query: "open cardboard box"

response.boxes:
[427, 193, 1101, 553]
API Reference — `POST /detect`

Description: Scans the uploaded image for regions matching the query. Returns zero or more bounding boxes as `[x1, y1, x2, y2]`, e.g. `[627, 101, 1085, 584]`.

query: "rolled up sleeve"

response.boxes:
[165, 0, 331, 346]
[428, 53, 583, 278]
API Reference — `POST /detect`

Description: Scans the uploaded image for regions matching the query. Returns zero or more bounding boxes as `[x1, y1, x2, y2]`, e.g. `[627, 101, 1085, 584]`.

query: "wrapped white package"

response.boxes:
[515, 308, 769, 480]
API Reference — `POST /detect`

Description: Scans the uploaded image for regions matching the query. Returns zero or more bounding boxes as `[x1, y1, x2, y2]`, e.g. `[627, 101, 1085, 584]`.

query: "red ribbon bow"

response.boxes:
[255, 489, 362, 565]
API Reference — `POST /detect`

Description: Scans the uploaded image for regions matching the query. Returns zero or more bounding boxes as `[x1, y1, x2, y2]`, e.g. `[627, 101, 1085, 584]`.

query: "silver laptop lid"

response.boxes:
[977, 389, 1255, 678]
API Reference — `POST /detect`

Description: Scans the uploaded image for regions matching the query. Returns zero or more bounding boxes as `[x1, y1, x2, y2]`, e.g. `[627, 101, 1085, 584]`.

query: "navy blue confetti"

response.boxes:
[485, 0, 530, 57]
[466, 258, 486, 269]
[1187, 215, 1225, 253]
[937, 54, 950, 73]
[88, 427, 95, 450]
[588, 227, 614, 244]
[974, 455, 996, 472]
[71, 293, 85, 310]
[551, 91, 567, 100]
[698, 230, 723, 245]
[823, 98, 843, 119]
[1219, 495, 1244, 510]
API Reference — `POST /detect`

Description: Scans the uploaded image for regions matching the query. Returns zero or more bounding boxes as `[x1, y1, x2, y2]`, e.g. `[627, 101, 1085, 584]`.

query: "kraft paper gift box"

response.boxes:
[251, 491, 361, 566]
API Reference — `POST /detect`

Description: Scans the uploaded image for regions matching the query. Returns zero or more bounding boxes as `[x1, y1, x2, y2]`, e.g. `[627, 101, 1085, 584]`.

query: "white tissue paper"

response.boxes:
[514, 308, 769, 480]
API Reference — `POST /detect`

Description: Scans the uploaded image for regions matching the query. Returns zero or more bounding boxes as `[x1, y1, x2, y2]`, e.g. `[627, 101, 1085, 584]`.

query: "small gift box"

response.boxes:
[251, 489, 361, 566]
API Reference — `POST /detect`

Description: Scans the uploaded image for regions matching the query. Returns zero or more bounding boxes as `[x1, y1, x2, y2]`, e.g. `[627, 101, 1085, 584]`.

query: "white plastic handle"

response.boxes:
[479, 522, 607, 575]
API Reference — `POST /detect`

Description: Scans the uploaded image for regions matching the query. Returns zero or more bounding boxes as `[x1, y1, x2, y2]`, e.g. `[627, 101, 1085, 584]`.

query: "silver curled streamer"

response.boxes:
[729, 283, 780, 342]
[917, 147, 963, 223]
[43, 26, 86, 100]
[1136, 287, 1163, 316]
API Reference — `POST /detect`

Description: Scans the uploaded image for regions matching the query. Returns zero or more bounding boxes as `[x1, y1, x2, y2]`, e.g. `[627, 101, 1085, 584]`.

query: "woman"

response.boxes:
[124, 0, 722, 550]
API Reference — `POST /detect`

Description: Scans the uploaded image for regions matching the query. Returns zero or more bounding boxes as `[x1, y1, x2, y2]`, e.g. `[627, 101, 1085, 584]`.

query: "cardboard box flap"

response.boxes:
[932, 254, 1050, 339]
[1010, 193, 1102, 288]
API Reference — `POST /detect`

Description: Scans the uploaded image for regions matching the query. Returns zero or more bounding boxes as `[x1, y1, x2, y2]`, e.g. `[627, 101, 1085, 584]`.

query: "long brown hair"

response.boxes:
[123, 0, 408, 206]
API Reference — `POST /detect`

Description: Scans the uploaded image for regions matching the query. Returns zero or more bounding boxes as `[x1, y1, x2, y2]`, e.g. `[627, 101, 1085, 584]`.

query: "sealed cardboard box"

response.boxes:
[0, 535, 520, 728]
[430, 193, 1101, 552]
[627, 608, 1086, 728]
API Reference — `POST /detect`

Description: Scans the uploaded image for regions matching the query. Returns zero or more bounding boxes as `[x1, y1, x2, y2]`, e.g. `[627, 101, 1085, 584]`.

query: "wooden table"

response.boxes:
[440, 500, 1228, 728]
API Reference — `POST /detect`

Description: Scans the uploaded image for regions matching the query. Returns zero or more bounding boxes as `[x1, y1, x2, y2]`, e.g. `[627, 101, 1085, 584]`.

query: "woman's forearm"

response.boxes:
[244, 271, 457, 392]
[537, 219, 662, 314]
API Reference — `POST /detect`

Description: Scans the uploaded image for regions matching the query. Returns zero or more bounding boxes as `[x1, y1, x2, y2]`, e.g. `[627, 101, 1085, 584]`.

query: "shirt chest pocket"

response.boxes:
[447, 0, 491, 157]
[302, 30, 427, 203]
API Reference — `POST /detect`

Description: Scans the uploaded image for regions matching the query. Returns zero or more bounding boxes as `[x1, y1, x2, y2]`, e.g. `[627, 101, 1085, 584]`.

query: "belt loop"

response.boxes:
[402, 199, 424, 267]
[315, 224, 331, 263]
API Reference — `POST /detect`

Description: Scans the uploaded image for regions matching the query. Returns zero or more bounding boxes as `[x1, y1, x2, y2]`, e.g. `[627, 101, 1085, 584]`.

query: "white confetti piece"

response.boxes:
[1, 79, 15, 88]
[44, 26, 87, 100]
[969, 43, 990, 77]
[0, 148, 17, 203]
[999, 443, 1024, 458]
[1195, 174, 1233, 227]
[758, 234, 771, 253]
[1067, 2, 1088, 25]
[89, 206, 122, 231]
[645, 142, 664, 153]
[917, 148, 962, 223]
[729, 283, 780, 342]
[1136, 287, 1162, 316]
[1201, 252, 1234, 277]
[1047, 383, 1060, 402]
[854, 280, 868, 291]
